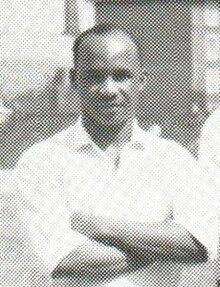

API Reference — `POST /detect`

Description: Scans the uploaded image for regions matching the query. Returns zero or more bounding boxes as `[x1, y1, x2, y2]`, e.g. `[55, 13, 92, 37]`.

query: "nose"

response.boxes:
[100, 76, 118, 97]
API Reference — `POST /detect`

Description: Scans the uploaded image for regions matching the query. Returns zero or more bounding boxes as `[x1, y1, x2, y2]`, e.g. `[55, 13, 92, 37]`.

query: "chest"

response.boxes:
[62, 151, 176, 223]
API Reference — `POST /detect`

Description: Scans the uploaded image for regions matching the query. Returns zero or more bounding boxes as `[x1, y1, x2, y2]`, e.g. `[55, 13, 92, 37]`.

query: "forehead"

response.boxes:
[78, 32, 140, 72]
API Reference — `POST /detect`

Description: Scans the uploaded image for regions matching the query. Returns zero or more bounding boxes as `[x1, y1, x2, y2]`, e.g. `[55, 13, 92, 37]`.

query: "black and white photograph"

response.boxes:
[1, 1, 220, 286]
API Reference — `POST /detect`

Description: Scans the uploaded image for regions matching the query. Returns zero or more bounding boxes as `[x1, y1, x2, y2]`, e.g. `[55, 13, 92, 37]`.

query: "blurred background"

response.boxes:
[0, 0, 219, 169]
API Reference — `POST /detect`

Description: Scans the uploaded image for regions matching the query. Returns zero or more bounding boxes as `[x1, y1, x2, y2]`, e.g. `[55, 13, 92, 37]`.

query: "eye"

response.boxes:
[112, 70, 132, 82]
[85, 72, 105, 85]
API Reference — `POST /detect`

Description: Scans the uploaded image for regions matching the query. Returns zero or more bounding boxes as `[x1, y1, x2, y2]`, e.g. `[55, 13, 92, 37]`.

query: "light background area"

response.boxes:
[0, 0, 95, 110]
[0, 0, 95, 36]
[1, 0, 72, 64]
[0, 0, 65, 34]
[192, 4, 220, 113]
[0, 0, 96, 168]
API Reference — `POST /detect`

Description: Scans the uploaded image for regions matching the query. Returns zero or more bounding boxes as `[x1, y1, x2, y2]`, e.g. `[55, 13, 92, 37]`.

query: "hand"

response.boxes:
[52, 240, 129, 281]
[71, 212, 155, 264]
[71, 211, 112, 240]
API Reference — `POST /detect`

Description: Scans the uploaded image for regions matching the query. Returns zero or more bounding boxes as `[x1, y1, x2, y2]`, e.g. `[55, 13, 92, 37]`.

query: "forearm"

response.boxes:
[92, 219, 208, 265]
[52, 240, 131, 283]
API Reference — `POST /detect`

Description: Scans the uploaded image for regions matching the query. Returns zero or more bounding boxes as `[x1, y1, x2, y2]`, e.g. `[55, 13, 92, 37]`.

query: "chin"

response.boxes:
[99, 117, 127, 129]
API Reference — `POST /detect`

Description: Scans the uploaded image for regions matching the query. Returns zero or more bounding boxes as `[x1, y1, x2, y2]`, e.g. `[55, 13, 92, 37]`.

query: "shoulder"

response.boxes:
[143, 130, 196, 168]
[0, 169, 15, 189]
[14, 137, 69, 203]
[15, 135, 71, 194]
[17, 139, 59, 168]
[165, 138, 196, 167]
[201, 108, 220, 138]
[15, 121, 82, 185]
[158, 138, 197, 182]
[157, 136, 193, 158]
[0, 172, 19, 215]
[137, 130, 197, 191]
[139, 124, 193, 159]
[17, 125, 75, 170]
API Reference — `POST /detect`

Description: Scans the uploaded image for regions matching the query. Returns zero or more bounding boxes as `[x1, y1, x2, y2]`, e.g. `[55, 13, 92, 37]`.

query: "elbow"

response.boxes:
[194, 250, 209, 264]
[176, 236, 209, 264]
[190, 236, 209, 264]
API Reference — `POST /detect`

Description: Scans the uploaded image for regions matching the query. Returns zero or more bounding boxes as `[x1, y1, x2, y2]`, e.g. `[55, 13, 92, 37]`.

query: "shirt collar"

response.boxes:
[72, 116, 161, 152]
[72, 117, 95, 151]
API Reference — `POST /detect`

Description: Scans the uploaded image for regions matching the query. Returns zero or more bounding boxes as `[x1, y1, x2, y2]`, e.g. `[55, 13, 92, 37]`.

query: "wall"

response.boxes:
[95, 1, 193, 122]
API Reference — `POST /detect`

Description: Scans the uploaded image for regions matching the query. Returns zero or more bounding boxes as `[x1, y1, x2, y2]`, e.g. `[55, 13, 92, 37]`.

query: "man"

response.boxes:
[10, 25, 219, 286]
[199, 107, 220, 186]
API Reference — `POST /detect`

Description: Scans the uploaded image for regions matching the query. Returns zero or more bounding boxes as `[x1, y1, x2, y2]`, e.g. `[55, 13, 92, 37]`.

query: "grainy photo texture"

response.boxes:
[1, 1, 220, 287]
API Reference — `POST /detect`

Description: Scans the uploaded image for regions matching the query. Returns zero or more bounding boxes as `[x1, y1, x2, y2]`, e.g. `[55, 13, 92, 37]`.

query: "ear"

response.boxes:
[69, 68, 76, 87]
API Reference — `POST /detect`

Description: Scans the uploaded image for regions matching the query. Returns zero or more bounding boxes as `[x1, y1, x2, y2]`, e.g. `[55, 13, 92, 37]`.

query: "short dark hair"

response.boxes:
[73, 23, 140, 69]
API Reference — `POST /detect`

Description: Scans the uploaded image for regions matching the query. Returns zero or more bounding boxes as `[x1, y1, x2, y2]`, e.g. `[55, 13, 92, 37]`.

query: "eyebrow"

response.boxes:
[86, 69, 106, 75]
[85, 68, 134, 76]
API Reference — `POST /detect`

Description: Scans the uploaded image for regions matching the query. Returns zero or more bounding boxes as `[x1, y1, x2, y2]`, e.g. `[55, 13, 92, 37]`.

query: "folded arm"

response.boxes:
[71, 212, 208, 267]
[110, 219, 208, 264]
[52, 240, 131, 283]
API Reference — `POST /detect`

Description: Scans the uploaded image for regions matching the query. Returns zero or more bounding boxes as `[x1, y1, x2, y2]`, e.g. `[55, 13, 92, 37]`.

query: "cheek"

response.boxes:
[117, 80, 134, 95]
[80, 85, 96, 105]
[121, 80, 138, 101]
[80, 82, 93, 94]
[82, 84, 102, 99]
[87, 84, 98, 94]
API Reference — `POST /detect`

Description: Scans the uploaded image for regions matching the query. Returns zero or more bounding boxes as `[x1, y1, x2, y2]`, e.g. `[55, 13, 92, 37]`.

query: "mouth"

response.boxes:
[106, 102, 126, 108]
[97, 101, 127, 110]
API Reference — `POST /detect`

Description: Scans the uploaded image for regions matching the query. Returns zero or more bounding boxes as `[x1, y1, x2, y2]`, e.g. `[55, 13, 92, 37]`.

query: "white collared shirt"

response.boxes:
[199, 108, 220, 187]
[8, 117, 220, 286]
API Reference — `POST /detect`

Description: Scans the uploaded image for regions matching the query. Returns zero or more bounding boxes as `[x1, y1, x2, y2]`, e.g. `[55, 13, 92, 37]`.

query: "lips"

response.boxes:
[95, 101, 126, 109]
[106, 102, 126, 108]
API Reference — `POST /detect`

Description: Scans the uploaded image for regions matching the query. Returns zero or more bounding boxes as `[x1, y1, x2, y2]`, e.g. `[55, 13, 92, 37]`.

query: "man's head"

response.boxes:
[72, 24, 143, 128]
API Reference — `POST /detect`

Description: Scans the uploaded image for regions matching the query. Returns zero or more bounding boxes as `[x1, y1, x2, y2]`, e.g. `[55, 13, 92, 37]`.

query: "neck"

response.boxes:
[82, 115, 134, 150]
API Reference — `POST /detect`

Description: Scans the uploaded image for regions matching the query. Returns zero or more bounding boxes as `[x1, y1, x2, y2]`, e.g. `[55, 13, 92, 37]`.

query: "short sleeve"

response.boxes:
[173, 165, 220, 261]
[15, 143, 86, 276]
[160, 140, 218, 254]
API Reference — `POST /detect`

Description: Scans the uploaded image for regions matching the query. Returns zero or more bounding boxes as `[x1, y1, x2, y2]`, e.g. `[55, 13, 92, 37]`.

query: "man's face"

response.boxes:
[76, 32, 142, 128]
